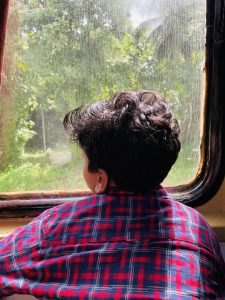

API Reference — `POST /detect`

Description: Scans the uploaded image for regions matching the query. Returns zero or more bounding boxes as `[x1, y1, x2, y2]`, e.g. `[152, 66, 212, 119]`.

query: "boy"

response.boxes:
[0, 90, 224, 299]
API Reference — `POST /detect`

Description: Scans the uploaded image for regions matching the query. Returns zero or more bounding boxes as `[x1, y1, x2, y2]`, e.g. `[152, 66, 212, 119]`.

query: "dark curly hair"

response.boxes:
[63, 90, 180, 191]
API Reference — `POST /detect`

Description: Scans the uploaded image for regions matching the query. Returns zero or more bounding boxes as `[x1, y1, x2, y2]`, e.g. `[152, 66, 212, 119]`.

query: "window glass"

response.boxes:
[0, 0, 205, 192]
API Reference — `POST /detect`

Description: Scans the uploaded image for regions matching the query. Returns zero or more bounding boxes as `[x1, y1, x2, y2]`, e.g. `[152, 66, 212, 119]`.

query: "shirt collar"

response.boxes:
[105, 185, 163, 195]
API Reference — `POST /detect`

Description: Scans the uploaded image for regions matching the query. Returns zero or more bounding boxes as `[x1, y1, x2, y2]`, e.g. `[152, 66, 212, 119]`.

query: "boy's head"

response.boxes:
[64, 90, 180, 192]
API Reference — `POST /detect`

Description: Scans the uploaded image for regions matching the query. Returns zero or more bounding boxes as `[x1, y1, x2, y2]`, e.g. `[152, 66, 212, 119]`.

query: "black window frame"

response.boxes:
[0, 0, 225, 218]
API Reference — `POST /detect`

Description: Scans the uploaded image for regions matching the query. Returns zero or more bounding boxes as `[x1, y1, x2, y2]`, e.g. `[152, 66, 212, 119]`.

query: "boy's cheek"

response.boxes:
[83, 164, 96, 192]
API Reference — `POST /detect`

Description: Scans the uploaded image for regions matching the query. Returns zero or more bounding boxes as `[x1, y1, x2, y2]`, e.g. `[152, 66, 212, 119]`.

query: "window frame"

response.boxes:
[171, 0, 225, 206]
[0, 0, 225, 217]
[0, 0, 9, 84]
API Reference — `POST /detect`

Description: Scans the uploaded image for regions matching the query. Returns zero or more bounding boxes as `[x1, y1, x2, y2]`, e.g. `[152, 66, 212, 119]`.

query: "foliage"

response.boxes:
[0, 162, 86, 191]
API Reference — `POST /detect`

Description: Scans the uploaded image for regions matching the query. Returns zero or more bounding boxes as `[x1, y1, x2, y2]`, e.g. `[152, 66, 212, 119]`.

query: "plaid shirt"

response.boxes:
[0, 186, 224, 299]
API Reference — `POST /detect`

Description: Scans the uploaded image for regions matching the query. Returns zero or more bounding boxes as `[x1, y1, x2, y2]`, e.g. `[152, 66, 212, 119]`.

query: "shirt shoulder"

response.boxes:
[160, 192, 221, 257]
[41, 194, 101, 246]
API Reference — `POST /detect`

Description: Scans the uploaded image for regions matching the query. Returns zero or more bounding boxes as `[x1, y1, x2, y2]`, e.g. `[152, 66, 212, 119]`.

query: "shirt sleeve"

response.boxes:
[0, 211, 47, 297]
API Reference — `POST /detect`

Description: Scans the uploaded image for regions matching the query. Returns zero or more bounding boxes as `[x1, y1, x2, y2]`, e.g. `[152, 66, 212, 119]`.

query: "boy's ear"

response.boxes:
[94, 168, 109, 194]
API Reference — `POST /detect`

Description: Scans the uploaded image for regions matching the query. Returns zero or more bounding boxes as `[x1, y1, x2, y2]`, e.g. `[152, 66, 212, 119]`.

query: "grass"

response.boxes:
[0, 162, 87, 192]
[0, 146, 200, 193]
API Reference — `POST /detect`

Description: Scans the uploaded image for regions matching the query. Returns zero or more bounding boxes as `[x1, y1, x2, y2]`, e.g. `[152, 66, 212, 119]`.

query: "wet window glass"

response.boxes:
[0, 0, 205, 192]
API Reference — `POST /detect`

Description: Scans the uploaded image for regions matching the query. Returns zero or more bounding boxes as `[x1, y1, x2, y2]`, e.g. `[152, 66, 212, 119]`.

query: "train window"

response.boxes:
[0, 0, 224, 216]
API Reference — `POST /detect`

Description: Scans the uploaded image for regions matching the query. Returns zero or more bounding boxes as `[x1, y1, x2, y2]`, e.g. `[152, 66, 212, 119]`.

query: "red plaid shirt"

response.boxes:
[0, 186, 224, 299]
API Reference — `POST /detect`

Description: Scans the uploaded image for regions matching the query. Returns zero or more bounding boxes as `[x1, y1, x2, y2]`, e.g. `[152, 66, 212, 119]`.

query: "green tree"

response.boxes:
[134, 0, 205, 147]
[14, 0, 130, 151]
